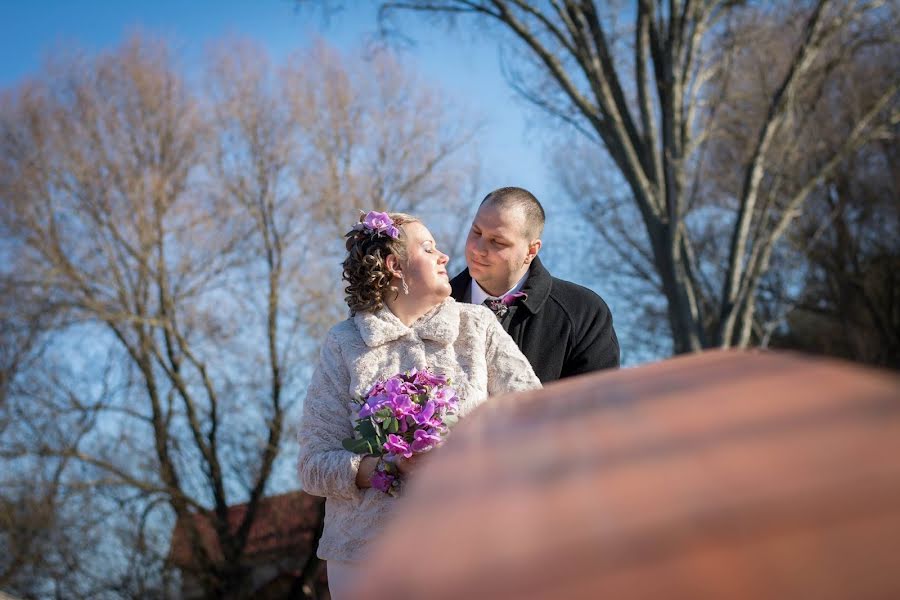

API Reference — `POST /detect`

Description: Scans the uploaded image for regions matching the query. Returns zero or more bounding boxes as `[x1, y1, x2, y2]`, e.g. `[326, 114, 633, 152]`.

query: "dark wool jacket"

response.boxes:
[450, 257, 620, 383]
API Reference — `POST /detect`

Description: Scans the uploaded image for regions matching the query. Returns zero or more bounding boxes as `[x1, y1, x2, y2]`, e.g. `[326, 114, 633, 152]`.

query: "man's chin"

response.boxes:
[472, 277, 501, 296]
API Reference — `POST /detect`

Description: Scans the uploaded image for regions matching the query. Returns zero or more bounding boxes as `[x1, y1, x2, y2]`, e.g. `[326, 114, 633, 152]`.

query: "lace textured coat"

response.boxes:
[297, 297, 541, 561]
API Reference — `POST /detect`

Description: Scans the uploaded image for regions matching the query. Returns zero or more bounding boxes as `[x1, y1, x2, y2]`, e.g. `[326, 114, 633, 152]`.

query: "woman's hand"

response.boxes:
[356, 452, 431, 490]
[355, 455, 380, 488]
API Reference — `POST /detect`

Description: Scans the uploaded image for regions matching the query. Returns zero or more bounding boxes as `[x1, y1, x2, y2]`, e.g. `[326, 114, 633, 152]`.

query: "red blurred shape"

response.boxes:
[351, 350, 900, 600]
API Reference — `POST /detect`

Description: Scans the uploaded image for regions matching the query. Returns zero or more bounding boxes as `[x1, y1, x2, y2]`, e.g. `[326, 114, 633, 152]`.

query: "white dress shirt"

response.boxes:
[470, 271, 529, 306]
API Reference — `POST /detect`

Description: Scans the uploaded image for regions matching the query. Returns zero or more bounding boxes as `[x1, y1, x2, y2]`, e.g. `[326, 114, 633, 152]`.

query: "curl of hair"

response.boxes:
[342, 212, 420, 314]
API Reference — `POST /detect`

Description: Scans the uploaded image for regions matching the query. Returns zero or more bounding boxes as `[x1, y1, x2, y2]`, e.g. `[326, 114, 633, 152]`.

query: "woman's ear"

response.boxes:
[385, 254, 402, 278]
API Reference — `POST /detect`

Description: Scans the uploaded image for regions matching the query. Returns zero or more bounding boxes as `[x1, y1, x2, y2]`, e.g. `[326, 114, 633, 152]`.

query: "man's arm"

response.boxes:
[562, 296, 620, 377]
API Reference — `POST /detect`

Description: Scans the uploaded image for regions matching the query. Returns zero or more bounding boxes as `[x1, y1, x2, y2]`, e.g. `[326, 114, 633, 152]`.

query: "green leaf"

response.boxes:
[342, 438, 371, 454]
[357, 420, 377, 439]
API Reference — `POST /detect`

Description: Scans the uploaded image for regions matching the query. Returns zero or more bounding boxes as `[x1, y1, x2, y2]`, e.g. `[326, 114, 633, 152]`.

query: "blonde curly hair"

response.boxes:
[342, 212, 420, 315]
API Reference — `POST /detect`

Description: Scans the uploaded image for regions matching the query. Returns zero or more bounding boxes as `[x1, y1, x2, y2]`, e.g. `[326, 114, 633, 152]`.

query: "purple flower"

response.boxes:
[414, 368, 447, 387]
[383, 377, 407, 396]
[344, 368, 463, 488]
[387, 394, 416, 418]
[370, 469, 396, 493]
[413, 400, 436, 426]
[432, 387, 458, 410]
[358, 211, 399, 239]
[358, 393, 388, 419]
[410, 428, 442, 453]
[365, 380, 386, 396]
[501, 291, 528, 306]
[383, 434, 413, 459]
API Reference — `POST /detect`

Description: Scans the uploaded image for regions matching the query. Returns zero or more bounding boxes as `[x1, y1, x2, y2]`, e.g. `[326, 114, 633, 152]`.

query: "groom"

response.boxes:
[450, 187, 620, 383]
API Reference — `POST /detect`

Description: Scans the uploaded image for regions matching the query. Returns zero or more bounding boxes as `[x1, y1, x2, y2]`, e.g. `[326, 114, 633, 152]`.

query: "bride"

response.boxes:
[297, 210, 541, 599]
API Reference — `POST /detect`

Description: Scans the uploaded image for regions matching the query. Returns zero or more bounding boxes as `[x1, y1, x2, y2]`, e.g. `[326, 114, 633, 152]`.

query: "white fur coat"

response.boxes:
[297, 297, 541, 561]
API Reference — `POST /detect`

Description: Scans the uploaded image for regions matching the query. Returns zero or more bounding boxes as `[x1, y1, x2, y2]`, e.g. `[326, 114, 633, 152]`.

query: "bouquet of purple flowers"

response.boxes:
[342, 368, 459, 496]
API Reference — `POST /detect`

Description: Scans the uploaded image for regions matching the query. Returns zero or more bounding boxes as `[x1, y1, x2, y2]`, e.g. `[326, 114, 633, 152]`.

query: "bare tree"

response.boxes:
[0, 34, 480, 598]
[767, 45, 900, 368]
[772, 145, 899, 368]
[369, 0, 899, 353]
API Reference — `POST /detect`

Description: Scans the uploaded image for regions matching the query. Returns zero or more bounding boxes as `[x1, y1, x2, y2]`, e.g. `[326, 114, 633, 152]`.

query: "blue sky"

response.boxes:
[0, 1, 549, 199]
[1, 1, 643, 362]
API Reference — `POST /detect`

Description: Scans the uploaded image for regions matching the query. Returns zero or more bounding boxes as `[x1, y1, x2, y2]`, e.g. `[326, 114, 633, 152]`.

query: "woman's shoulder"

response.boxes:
[324, 317, 361, 345]
[315, 319, 363, 372]
[456, 300, 494, 319]
[455, 300, 499, 332]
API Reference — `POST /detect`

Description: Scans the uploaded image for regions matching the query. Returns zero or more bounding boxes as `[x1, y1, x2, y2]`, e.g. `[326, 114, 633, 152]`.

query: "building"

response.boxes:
[168, 491, 328, 599]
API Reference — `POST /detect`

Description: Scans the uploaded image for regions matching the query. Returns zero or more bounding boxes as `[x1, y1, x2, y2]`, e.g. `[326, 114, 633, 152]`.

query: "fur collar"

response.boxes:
[354, 297, 460, 347]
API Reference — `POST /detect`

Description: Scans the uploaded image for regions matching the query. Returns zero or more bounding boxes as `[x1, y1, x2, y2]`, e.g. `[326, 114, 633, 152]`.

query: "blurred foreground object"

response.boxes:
[351, 350, 900, 599]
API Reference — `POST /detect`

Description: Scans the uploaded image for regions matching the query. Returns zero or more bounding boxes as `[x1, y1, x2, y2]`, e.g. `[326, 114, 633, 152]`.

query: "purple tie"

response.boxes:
[483, 291, 527, 319]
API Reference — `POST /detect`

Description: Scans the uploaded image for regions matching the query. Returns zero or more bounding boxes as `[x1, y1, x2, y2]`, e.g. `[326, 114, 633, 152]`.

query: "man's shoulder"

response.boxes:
[449, 268, 470, 286]
[524, 258, 610, 322]
[537, 275, 612, 335]
[449, 268, 471, 300]
[547, 275, 609, 310]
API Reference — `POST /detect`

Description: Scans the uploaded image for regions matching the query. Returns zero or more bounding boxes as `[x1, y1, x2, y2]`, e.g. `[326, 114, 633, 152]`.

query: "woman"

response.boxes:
[297, 211, 541, 598]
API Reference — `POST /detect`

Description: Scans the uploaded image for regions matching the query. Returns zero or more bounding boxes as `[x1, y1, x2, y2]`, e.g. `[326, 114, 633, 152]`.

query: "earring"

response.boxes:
[401, 277, 409, 295]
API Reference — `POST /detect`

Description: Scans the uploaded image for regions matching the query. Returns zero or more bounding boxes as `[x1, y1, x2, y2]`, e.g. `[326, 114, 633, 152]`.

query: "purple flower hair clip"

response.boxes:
[353, 210, 400, 240]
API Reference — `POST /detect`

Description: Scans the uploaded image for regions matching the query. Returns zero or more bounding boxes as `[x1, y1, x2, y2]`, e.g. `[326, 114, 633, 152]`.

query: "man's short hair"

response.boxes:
[481, 187, 545, 239]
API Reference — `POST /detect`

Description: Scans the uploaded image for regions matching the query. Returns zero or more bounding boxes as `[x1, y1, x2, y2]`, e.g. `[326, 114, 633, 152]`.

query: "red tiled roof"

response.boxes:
[168, 490, 323, 569]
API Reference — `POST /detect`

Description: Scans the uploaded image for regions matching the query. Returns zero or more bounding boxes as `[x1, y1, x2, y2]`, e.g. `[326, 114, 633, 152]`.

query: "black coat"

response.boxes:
[450, 257, 619, 383]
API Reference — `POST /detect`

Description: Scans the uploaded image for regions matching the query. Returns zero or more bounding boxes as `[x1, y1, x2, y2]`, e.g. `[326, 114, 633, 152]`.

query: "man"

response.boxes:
[450, 187, 619, 383]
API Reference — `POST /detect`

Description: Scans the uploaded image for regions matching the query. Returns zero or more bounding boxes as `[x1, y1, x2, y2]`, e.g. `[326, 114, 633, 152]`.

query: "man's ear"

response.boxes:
[524, 239, 542, 264]
[385, 254, 403, 278]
